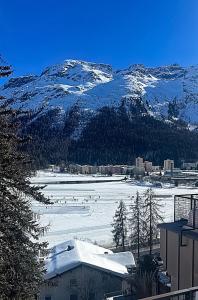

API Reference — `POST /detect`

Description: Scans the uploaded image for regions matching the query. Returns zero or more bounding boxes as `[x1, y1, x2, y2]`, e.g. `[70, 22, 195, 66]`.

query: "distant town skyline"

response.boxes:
[1, 0, 198, 77]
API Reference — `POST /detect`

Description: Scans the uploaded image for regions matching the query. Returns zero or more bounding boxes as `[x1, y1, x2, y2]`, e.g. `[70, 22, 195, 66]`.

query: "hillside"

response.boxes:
[1, 60, 198, 167]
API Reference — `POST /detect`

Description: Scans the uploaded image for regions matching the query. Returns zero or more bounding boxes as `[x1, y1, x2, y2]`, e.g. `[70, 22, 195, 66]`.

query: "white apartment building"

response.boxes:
[135, 157, 144, 169]
[164, 159, 174, 171]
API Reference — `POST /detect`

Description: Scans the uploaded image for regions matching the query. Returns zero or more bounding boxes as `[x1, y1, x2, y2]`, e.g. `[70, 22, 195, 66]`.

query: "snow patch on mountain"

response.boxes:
[1, 60, 198, 124]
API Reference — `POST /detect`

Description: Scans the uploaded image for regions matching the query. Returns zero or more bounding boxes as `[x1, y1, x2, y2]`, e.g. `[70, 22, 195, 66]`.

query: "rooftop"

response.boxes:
[44, 239, 135, 280]
[158, 219, 198, 241]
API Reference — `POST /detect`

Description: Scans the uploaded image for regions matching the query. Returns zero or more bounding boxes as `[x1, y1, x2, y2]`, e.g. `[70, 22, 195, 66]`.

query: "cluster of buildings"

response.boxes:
[50, 158, 176, 176]
[135, 157, 175, 173]
[135, 157, 160, 174]
[51, 163, 134, 176]
[182, 161, 198, 170]
[50, 158, 198, 177]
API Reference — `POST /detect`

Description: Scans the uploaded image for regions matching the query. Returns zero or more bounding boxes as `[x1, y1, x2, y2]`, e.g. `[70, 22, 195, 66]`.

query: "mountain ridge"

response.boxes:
[1, 59, 198, 125]
[2, 59, 198, 167]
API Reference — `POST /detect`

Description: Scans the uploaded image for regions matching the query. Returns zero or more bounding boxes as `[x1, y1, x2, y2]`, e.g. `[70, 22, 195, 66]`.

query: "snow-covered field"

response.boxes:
[31, 171, 198, 248]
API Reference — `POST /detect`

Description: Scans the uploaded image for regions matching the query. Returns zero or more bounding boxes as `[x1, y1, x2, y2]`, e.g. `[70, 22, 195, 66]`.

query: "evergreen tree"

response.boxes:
[112, 200, 127, 251]
[0, 62, 49, 299]
[143, 189, 164, 255]
[128, 191, 145, 258]
[131, 255, 159, 298]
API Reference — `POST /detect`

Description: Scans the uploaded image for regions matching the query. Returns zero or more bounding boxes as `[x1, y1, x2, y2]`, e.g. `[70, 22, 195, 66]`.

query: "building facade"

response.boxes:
[159, 194, 198, 291]
[164, 159, 174, 171]
[39, 239, 135, 300]
[39, 264, 124, 300]
[135, 157, 144, 169]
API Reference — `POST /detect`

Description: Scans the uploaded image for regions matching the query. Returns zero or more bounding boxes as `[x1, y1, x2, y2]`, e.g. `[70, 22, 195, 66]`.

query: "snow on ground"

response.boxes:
[31, 171, 198, 248]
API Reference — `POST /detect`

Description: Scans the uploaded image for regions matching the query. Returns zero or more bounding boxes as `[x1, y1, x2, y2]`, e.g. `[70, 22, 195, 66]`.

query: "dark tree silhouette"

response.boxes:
[143, 189, 163, 254]
[128, 191, 145, 258]
[0, 61, 49, 299]
[112, 200, 127, 251]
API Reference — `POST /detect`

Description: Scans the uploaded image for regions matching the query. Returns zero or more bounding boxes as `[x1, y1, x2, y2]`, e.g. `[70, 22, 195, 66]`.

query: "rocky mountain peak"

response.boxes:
[1, 60, 198, 124]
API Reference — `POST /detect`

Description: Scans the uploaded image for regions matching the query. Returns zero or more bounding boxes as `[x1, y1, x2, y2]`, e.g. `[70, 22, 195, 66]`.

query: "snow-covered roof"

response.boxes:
[44, 239, 135, 280]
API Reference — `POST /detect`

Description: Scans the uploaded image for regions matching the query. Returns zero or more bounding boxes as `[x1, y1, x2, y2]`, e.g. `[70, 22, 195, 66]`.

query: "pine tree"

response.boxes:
[0, 61, 50, 299]
[112, 200, 127, 251]
[143, 189, 164, 255]
[128, 191, 145, 258]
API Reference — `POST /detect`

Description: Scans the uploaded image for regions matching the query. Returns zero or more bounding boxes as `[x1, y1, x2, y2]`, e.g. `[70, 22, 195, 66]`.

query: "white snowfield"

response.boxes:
[2, 60, 198, 124]
[31, 171, 198, 248]
[45, 239, 135, 280]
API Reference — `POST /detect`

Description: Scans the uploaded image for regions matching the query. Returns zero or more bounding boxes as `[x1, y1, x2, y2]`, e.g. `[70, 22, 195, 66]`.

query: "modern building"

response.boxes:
[38, 239, 135, 300]
[182, 162, 198, 170]
[135, 157, 144, 169]
[144, 161, 153, 172]
[158, 194, 198, 291]
[164, 159, 174, 172]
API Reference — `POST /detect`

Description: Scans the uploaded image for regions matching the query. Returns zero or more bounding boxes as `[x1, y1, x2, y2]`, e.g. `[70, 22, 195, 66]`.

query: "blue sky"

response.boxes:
[1, 0, 198, 76]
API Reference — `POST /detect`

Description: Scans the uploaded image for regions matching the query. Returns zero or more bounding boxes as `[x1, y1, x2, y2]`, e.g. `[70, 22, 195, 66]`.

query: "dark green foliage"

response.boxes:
[168, 98, 179, 119]
[22, 108, 70, 168]
[69, 106, 198, 166]
[23, 102, 198, 168]
[128, 191, 145, 257]
[132, 255, 159, 298]
[143, 189, 164, 254]
[112, 200, 127, 251]
[0, 64, 49, 299]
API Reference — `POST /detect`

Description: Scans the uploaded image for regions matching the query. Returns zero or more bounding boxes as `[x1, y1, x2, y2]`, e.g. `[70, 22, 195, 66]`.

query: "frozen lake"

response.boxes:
[31, 171, 198, 248]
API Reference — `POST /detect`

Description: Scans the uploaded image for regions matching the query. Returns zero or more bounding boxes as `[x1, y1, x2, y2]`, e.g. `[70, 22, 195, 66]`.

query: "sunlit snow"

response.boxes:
[31, 171, 198, 248]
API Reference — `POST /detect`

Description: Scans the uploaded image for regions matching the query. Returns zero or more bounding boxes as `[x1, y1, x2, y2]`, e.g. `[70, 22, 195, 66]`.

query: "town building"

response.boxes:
[38, 239, 135, 300]
[68, 164, 82, 174]
[158, 194, 198, 291]
[144, 161, 153, 172]
[135, 157, 144, 169]
[182, 161, 198, 170]
[164, 159, 174, 172]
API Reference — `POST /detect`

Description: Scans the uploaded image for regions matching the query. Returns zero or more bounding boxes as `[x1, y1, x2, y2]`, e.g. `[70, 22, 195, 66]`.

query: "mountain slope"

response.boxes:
[1, 60, 198, 124]
[2, 59, 198, 167]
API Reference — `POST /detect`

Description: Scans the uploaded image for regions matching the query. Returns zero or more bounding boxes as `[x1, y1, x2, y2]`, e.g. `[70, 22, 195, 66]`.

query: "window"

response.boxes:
[70, 278, 77, 287]
[70, 295, 78, 300]
[45, 297, 51, 300]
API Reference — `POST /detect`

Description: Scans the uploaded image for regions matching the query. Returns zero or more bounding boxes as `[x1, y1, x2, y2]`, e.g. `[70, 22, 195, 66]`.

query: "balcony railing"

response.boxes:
[106, 286, 198, 300]
[174, 194, 198, 228]
[140, 286, 198, 300]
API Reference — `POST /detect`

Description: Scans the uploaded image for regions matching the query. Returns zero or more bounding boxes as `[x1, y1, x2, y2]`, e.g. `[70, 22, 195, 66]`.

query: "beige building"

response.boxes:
[135, 157, 144, 169]
[144, 161, 153, 172]
[159, 194, 198, 291]
[164, 159, 174, 171]
[39, 239, 135, 300]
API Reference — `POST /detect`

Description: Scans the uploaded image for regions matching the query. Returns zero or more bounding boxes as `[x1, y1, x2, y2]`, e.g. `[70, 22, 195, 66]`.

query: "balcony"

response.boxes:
[174, 194, 198, 228]
[106, 286, 198, 300]
[140, 286, 198, 300]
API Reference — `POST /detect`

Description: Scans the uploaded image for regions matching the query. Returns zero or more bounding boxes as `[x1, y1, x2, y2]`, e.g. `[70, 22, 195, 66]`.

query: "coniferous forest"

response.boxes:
[22, 105, 198, 168]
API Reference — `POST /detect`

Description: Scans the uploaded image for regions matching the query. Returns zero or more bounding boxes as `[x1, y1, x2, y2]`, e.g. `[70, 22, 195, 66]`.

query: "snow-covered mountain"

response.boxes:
[1, 59, 198, 124]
